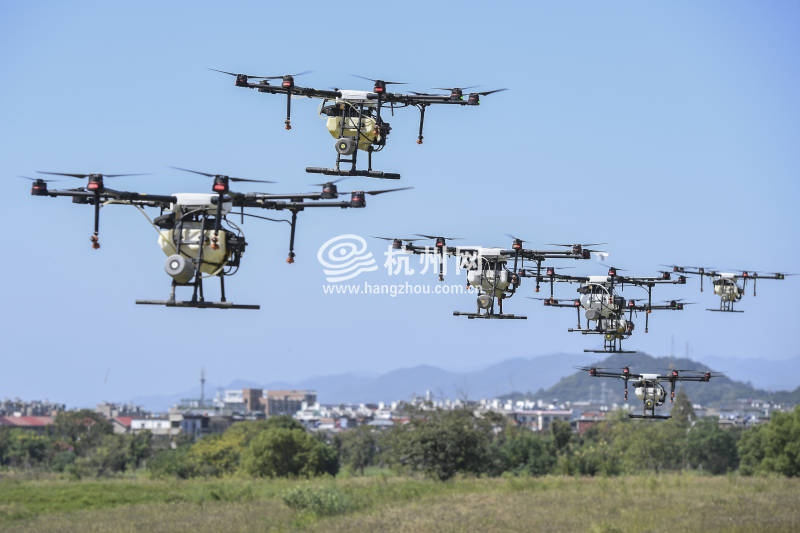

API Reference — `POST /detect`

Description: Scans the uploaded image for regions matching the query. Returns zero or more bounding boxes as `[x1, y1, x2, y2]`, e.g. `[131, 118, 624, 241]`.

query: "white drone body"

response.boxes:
[461, 247, 512, 297]
[633, 376, 667, 409]
[713, 274, 743, 302]
[158, 193, 237, 277]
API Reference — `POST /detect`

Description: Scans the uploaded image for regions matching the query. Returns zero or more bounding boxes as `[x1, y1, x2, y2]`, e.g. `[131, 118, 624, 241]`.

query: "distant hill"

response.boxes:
[521, 353, 800, 407]
[130, 353, 800, 411]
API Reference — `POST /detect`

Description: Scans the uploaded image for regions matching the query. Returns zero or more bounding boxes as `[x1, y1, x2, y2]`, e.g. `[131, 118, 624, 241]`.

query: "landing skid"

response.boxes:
[584, 349, 636, 354]
[305, 167, 400, 180]
[628, 414, 671, 420]
[453, 311, 527, 320]
[136, 299, 260, 310]
[707, 308, 744, 313]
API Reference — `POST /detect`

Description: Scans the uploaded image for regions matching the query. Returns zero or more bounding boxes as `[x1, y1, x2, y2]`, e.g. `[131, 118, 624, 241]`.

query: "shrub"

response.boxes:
[281, 486, 350, 516]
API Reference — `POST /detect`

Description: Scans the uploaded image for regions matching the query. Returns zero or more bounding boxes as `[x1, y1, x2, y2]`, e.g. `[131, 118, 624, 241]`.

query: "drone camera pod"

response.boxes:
[165, 254, 194, 283]
[335, 137, 357, 156]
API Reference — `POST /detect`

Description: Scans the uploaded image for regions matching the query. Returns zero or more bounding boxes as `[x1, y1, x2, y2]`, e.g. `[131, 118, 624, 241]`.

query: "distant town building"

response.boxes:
[507, 409, 573, 431]
[0, 415, 54, 433]
[1, 398, 64, 417]
[95, 402, 147, 419]
[266, 390, 317, 416]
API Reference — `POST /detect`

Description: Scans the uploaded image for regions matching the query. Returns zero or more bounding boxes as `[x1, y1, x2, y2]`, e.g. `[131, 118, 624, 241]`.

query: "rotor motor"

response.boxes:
[164, 254, 194, 283]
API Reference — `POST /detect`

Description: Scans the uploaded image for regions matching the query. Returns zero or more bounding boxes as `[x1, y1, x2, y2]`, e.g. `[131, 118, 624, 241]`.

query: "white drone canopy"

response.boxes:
[171, 193, 232, 215]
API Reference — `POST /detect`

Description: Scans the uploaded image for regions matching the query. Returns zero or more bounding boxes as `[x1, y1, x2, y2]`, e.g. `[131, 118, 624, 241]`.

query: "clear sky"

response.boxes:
[1, 1, 799, 406]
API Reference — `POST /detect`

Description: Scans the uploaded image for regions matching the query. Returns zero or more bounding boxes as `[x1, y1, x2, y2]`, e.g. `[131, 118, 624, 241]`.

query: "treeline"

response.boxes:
[2, 393, 799, 480]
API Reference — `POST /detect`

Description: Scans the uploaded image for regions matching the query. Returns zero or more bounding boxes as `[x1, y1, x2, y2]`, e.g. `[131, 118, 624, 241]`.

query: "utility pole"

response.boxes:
[200, 368, 206, 407]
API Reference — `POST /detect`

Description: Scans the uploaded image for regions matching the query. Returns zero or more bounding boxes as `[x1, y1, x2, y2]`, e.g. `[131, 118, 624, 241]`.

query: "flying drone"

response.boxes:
[212, 69, 505, 179]
[373, 235, 599, 319]
[26, 170, 409, 309]
[578, 365, 723, 419]
[527, 267, 689, 353]
[664, 265, 790, 312]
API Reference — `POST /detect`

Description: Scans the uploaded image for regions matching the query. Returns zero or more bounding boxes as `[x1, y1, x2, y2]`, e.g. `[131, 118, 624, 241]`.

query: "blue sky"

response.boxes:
[1, 1, 799, 406]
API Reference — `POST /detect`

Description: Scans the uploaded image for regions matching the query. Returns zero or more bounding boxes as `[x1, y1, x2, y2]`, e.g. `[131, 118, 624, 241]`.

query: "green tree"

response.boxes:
[51, 410, 112, 455]
[241, 427, 338, 478]
[686, 417, 738, 474]
[77, 434, 127, 476]
[336, 426, 378, 475]
[614, 419, 685, 473]
[550, 419, 572, 452]
[497, 425, 555, 476]
[1, 429, 50, 468]
[671, 388, 696, 426]
[188, 433, 242, 477]
[737, 406, 800, 477]
[383, 409, 494, 481]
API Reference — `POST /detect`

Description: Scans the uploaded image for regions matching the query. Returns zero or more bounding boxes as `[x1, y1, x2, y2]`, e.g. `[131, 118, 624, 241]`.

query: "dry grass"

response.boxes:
[0, 474, 798, 533]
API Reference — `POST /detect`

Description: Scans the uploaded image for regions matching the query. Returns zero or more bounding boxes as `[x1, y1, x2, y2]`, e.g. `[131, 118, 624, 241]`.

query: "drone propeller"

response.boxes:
[372, 236, 424, 242]
[256, 70, 313, 80]
[351, 74, 408, 85]
[470, 88, 508, 96]
[20, 175, 58, 183]
[37, 171, 148, 178]
[504, 233, 530, 242]
[210, 68, 312, 80]
[170, 166, 275, 184]
[311, 177, 351, 186]
[343, 186, 414, 196]
[414, 234, 461, 240]
[432, 85, 479, 92]
[548, 242, 607, 248]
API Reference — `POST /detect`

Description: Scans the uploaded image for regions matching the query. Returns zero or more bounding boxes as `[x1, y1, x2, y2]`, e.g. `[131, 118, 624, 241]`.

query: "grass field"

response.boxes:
[0, 472, 798, 532]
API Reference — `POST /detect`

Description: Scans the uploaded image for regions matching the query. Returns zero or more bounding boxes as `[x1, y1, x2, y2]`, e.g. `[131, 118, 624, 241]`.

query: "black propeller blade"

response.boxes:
[210, 68, 312, 80]
[171, 166, 275, 183]
[414, 234, 461, 240]
[351, 74, 407, 85]
[471, 88, 508, 96]
[344, 186, 414, 196]
[20, 175, 58, 182]
[37, 171, 148, 178]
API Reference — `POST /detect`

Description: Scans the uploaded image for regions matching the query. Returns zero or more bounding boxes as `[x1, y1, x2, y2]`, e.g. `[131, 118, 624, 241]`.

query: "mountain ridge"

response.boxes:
[129, 353, 800, 411]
